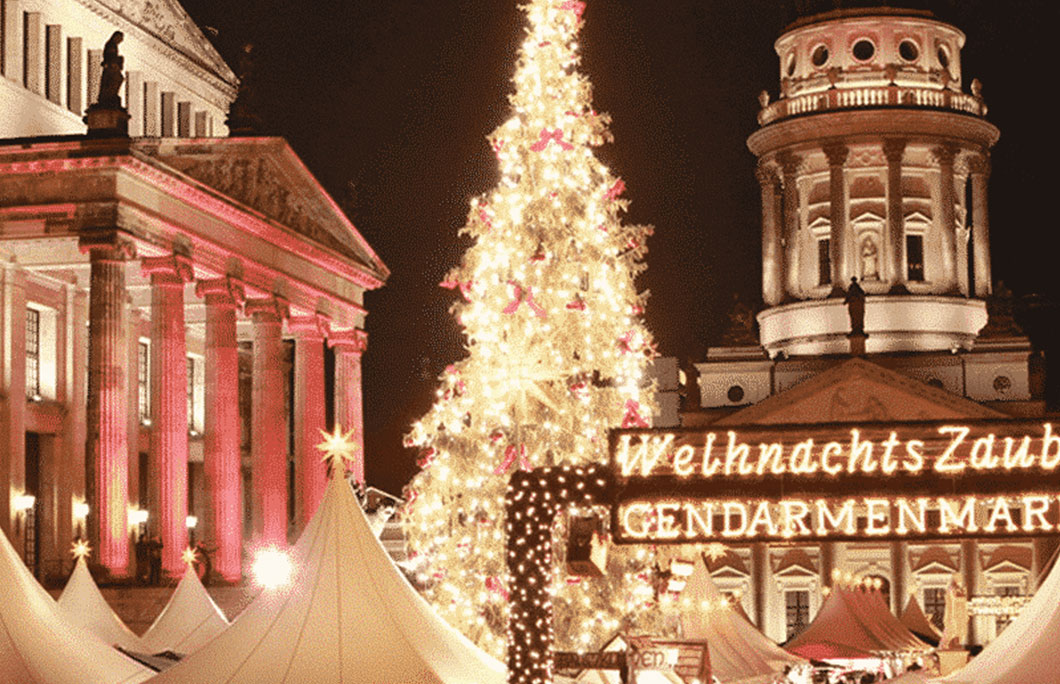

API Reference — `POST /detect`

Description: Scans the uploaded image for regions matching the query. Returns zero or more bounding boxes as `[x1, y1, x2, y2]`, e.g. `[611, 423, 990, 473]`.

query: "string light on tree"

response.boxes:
[402, 0, 664, 658]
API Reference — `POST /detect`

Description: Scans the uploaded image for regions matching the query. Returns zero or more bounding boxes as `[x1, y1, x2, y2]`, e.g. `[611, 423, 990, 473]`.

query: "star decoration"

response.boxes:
[704, 542, 728, 562]
[182, 546, 198, 566]
[317, 425, 359, 473]
[70, 539, 91, 559]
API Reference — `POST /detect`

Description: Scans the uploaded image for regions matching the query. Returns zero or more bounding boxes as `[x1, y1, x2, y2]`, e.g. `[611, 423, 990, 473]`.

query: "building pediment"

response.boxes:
[142, 138, 388, 284]
[716, 358, 1006, 426]
[81, 0, 236, 86]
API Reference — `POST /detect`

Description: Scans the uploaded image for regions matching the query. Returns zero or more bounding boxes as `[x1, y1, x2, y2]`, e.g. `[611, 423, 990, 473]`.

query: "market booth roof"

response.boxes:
[0, 529, 151, 684]
[933, 550, 1060, 684]
[139, 564, 229, 655]
[58, 555, 146, 651]
[785, 586, 927, 661]
[149, 472, 506, 683]
[680, 555, 805, 682]
[900, 596, 942, 645]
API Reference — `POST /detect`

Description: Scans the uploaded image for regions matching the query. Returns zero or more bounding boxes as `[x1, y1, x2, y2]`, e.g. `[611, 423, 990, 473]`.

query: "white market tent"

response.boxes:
[0, 528, 152, 684]
[139, 564, 229, 655]
[149, 472, 507, 683]
[680, 555, 806, 683]
[933, 550, 1060, 684]
[58, 555, 146, 651]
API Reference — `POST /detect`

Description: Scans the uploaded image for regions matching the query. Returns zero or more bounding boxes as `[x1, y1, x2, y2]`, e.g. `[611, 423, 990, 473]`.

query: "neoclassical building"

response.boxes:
[690, 7, 1054, 647]
[0, 0, 388, 583]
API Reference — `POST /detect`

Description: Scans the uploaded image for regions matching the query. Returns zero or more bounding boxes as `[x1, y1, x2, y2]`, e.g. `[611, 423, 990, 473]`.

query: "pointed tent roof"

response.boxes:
[680, 555, 804, 682]
[0, 530, 151, 684]
[716, 358, 1006, 426]
[57, 556, 145, 651]
[933, 547, 1060, 684]
[901, 596, 942, 645]
[139, 565, 229, 655]
[150, 474, 506, 683]
[785, 586, 927, 661]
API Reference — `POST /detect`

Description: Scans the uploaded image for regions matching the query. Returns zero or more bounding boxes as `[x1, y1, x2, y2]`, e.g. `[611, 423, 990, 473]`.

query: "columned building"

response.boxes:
[1, 0, 388, 583]
[691, 7, 1055, 647]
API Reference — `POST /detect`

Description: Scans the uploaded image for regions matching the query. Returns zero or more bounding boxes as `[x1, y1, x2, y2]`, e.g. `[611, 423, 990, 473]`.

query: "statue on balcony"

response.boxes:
[97, 32, 125, 108]
[844, 277, 866, 336]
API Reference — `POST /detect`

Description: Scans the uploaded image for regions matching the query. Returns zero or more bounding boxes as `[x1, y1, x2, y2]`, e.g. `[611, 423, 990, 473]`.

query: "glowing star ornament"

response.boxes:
[317, 425, 359, 474]
[70, 539, 91, 559]
[182, 546, 198, 566]
[704, 542, 728, 562]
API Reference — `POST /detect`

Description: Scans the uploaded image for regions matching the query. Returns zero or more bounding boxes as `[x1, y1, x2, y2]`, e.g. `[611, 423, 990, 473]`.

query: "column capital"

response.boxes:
[245, 295, 289, 322]
[968, 152, 991, 177]
[288, 313, 330, 340]
[195, 276, 245, 306]
[141, 253, 193, 284]
[930, 143, 961, 167]
[822, 143, 849, 167]
[882, 138, 907, 163]
[776, 151, 802, 178]
[78, 229, 136, 260]
[754, 162, 779, 188]
[328, 327, 368, 355]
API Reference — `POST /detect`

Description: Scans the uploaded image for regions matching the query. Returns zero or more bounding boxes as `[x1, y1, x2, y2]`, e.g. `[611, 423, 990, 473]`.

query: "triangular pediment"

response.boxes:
[905, 210, 931, 224]
[716, 358, 1006, 426]
[141, 138, 388, 285]
[83, 0, 236, 85]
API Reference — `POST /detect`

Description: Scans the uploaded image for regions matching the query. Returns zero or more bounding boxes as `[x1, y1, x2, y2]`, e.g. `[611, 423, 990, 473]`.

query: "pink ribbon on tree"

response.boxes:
[486, 576, 510, 600]
[560, 1, 587, 19]
[440, 278, 474, 301]
[494, 443, 530, 475]
[530, 128, 574, 152]
[503, 281, 547, 317]
[605, 178, 626, 200]
[416, 447, 437, 469]
[622, 399, 649, 428]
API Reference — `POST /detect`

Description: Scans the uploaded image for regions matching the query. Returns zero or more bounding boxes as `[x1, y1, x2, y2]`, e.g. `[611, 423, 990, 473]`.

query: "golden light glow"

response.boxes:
[401, 0, 661, 663]
[251, 547, 294, 590]
[182, 546, 198, 566]
[317, 425, 359, 473]
[70, 539, 91, 559]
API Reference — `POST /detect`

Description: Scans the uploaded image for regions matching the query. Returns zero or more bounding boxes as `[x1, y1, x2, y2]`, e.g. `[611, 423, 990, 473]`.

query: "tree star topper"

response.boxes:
[71, 538, 91, 559]
[182, 546, 198, 566]
[317, 425, 359, 473]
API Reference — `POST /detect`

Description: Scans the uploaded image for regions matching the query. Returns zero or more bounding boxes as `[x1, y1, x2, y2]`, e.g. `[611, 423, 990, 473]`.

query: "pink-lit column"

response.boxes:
[79, 230, 135, 578]
[197, 277, 245, 582]
[329, 328, 368, 484]
[246, 296, 289, 546]
[290, 314, 329, 527]
[142, 254, 193, 578]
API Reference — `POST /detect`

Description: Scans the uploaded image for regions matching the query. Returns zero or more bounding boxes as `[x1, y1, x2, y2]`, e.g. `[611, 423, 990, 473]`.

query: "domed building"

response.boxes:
[688, 5, 1055, 648]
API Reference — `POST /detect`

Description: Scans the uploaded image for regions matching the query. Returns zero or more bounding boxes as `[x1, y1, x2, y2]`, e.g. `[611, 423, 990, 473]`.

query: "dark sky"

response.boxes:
[179, 0, 1058, 495]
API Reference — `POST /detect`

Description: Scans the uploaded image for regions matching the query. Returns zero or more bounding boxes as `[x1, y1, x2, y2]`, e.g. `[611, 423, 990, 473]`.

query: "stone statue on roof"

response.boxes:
[844, 276, 866, 336]
[97, 32, 125, 108]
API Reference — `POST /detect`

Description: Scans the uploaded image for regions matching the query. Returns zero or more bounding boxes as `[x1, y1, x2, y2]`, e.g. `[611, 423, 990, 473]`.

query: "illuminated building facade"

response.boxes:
[0, 0, 387, 583]
[691, 7, 1055, 647]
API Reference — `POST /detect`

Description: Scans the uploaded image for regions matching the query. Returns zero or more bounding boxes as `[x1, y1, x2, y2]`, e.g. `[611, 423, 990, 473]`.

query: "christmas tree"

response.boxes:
[402, 0, 664, 656]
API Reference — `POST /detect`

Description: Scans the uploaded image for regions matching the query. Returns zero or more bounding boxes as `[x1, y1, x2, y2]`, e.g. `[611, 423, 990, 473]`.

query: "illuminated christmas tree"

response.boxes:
[402, 0, 665, 657]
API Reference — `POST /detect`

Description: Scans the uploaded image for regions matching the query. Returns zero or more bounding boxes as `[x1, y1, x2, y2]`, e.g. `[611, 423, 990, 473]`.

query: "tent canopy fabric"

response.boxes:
[784, 587, 927, 661]
[933, 549, 1060, 684]
[900, 596, 942, 645]
[139, 565, 229, 655]
[680, 555, 805, 682]
[57, 556, 146, 651]
[0, 529, 151, 684]
[150, 473, 506, 683]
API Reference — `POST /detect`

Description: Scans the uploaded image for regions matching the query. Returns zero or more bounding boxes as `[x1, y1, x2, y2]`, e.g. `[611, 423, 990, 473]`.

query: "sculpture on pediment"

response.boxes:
[97, 32, 125, 108]
[717, 293, 759, 347]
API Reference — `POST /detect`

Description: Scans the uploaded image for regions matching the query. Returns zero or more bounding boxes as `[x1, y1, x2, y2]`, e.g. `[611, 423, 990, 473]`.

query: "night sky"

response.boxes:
[179, 0, 1058, 495]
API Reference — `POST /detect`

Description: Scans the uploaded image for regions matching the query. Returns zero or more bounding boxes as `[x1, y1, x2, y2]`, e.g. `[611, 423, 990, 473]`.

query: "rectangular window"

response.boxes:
[907, 234, 925, 282]
[818, 238, 831, 286]
[26, 308, 40, 398]
[187, 356, 195, 431]
[924, 588, 946, 629]
[138, 341, 150, 423]
[785, 590, 810, 639]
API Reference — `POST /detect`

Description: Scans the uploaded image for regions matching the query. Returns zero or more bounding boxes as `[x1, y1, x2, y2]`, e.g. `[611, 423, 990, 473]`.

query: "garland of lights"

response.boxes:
[506, 464, 611, 684]
[969, 595, 1032, 617]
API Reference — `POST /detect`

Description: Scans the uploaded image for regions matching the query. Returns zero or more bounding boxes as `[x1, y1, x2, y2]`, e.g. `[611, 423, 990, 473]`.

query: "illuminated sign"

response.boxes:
[609, 421, 1060, 544]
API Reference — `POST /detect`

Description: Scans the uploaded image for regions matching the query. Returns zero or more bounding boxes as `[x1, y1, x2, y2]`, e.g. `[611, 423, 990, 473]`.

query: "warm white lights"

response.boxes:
[73, 500, 90, 520]
[251, 546, 294, 590]
[185, 515, 198, 529]
[12, 493, 35, 512]
[127, 508, 149, 526]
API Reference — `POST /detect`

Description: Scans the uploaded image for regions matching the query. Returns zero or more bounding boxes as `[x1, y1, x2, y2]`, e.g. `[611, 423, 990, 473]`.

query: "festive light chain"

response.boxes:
[401, 0, 662, 660]
[969, 595, 1032, 617]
